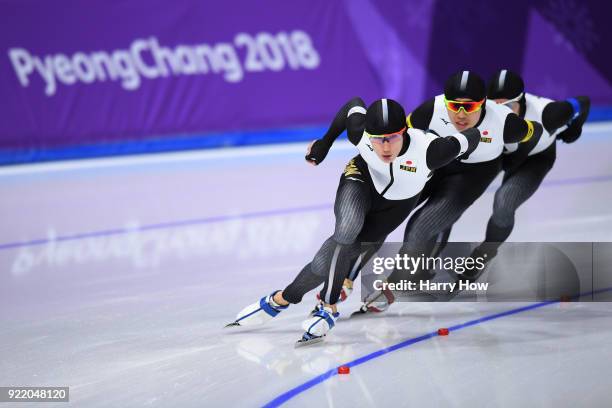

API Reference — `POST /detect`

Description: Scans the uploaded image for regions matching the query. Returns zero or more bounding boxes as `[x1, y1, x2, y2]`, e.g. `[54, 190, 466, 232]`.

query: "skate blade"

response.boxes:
[224, 321, 241, 328]
[295, 334, 325, 348]
[349, 306, 370, 318]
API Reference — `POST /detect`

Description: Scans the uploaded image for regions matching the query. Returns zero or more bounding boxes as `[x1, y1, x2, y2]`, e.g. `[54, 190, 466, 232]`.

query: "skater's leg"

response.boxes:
[229, 176, 370, 328]
[431, 227, 452, 258]
[314, 177, 371, 308]
[388, 177, 472, 283]
[347, 241, 384, 281]
[483, 145, 556, 254]
[454, 149, 555, 286]
[389, 161, 501, 287]
[282, 179, 371, 305]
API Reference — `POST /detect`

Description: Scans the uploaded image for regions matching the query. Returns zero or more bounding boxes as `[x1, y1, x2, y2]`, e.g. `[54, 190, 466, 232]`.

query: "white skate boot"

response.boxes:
[296, 306, 339, 347]
[226, 291, 288, 327]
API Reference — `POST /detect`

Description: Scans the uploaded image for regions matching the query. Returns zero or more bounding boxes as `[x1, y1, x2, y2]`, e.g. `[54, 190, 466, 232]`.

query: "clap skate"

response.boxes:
[295, 306, 339, 347]
[226, 291, 288, 327]
[351, 286, 395, 317]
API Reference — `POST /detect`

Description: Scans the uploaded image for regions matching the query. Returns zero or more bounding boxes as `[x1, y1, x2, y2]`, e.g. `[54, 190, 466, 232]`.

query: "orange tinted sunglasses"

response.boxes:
[444, 97, 485, 114]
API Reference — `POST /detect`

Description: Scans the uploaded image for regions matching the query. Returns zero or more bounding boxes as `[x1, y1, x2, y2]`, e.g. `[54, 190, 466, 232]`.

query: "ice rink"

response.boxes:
[1, 123, 612, 407]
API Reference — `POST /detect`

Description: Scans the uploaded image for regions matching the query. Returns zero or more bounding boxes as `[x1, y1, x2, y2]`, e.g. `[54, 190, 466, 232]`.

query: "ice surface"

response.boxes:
[1, 123, 611, 407]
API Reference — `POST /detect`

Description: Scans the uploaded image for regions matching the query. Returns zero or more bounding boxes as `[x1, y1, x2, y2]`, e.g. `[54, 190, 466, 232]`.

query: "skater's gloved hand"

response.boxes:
[305, 139, 331, 166]
[457, 127, 481, 160]
[557, 126, 582, 144]
[557, 96, 590, 144]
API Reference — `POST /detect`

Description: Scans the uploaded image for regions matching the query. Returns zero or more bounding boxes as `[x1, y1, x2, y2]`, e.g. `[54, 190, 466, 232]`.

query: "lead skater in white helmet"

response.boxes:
[226, 97, 481, 346]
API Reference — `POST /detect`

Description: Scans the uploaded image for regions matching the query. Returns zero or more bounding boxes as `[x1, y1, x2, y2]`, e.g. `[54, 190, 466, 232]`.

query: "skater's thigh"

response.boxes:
[332, 179, 372, 245]
[357, 196, 418, 242]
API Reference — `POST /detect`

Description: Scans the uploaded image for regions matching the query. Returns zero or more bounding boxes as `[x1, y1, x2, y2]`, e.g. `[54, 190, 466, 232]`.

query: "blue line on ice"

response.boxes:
[262, 287, 612, 407]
